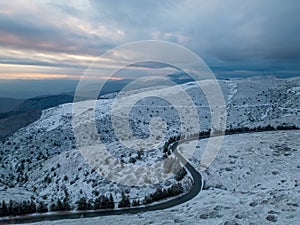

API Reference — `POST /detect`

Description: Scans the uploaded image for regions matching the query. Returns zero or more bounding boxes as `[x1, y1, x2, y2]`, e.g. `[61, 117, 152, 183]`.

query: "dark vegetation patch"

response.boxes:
[0, 94, 75, 141]
[0, 110, 41, 141]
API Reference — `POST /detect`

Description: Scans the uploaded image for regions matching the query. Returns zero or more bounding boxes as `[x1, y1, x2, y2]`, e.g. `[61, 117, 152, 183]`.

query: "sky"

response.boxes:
[0, 0, 300, 97]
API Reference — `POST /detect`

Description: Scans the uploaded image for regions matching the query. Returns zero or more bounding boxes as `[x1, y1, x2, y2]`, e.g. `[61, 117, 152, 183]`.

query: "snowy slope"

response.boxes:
[0, 76, 299, 212]
[22, 130, 300, 225]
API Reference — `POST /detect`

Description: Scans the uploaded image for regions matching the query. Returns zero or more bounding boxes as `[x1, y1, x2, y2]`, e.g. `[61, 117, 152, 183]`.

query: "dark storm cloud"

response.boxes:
[82, 0, 300, 70]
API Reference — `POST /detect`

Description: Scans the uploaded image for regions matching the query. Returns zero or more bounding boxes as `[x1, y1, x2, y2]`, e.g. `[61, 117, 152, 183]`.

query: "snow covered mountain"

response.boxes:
[0, 76, 299, 218]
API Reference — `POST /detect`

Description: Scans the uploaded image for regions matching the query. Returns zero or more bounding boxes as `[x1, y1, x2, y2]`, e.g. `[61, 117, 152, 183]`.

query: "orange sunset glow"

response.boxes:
[0, 73, 78, 80]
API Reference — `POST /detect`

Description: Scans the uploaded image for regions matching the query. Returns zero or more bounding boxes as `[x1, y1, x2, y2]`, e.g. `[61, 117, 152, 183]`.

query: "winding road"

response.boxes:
[2, 127, 298, 224]
[0, 141, 203, 224]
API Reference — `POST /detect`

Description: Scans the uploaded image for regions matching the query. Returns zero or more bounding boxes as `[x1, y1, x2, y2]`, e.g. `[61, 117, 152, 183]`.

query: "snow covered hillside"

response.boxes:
[22, 130, 300, 225]
[0, 76, 299, 214]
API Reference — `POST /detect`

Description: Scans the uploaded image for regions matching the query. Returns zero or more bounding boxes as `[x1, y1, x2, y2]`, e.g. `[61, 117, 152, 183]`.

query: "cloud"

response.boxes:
[0, 0, 299, 79]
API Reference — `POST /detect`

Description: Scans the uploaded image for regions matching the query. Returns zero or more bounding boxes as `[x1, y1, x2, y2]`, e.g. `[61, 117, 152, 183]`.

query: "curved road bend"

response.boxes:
[1, 142, 203, 224]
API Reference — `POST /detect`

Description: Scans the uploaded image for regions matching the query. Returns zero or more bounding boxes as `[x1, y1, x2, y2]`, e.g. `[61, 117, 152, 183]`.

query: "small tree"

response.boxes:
[37, 201, 48, 213]
[175, 167, 187, 181]
[49, 202, 58, 212]
[0, 200, 8, 217]
[132, 199, 140, 206]
[77, 197, 88, 210]
[108, 193, 115, 209]
[118, 192, 130, 208]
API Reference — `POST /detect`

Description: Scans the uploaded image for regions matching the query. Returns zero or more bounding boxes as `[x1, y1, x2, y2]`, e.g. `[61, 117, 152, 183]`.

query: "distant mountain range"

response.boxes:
[0, 97, 23, 113]
[0, 93, 75, 141]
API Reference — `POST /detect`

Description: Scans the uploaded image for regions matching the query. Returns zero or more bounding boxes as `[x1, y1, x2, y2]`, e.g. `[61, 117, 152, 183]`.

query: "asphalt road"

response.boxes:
[0, 141, 203, 224]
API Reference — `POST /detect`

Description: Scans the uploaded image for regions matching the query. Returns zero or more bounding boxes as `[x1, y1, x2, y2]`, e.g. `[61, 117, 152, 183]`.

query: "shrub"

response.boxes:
[118, 192, 130, 208]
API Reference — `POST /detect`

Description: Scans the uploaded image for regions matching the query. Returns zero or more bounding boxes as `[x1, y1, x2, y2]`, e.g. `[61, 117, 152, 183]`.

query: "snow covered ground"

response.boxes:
[22, 130, 300, 224]
[0, 76, 299, 222]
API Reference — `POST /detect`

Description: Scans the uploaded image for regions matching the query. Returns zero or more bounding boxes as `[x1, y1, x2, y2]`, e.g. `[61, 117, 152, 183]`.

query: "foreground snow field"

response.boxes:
[22, 130, 299, 225]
